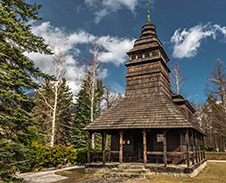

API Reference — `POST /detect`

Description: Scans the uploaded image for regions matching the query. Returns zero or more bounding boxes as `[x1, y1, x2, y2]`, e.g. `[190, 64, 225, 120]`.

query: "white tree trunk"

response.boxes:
[91, 60, 96, 149]
[50, 81, 58, 147]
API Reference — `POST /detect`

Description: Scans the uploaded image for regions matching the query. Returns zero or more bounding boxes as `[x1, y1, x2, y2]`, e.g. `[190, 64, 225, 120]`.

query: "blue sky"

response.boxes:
[26, 0, 226, 104]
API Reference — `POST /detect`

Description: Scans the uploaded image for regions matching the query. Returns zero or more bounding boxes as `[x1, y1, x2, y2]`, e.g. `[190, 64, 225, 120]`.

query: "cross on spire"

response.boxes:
[146, 3, 151, 22]
[146, 3, 151, 11]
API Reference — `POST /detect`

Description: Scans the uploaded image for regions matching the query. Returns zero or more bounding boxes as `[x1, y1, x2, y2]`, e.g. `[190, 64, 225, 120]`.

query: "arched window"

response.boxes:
[138, 54, 142, 59]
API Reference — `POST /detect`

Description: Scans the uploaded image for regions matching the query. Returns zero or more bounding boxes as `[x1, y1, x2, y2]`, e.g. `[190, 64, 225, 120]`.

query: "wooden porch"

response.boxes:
[87, 129, 206, 168]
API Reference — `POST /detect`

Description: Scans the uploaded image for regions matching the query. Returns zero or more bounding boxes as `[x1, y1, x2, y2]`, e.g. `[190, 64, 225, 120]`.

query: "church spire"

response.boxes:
[146, 3, 151, 22]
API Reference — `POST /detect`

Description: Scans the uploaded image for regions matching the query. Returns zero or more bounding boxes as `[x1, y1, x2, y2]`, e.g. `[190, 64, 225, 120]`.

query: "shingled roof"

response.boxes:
[84, 16, 203, 134]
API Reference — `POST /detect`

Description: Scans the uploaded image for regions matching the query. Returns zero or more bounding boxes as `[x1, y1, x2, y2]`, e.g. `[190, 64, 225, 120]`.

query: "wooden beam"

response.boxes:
[87, 131, 92, 163]
[143, 129, 147, 164]
[102, 131, 107, 164]
[185, 129, 190, 167]
[119, 130, 124, 164]
[163, 130, 167, 167]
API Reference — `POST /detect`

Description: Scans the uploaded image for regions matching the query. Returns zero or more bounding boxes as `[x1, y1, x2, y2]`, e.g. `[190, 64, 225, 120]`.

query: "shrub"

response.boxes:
[205, 145, 216, 151]
[77, 148, 87, 165]
[27, 145, 77, 170]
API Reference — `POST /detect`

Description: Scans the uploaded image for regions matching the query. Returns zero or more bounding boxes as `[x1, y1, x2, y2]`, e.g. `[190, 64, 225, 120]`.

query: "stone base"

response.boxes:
[85, 160, 207, 178]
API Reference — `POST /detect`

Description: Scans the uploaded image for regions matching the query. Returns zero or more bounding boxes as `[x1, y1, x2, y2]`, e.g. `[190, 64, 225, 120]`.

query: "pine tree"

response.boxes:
[0, 1, 51, 180]
[33, 78, 73, 146]
[71, 74, 104, 149]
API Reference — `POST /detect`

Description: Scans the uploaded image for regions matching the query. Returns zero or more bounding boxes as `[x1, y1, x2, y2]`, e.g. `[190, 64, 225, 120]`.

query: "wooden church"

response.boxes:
[84, 10, 206, 176]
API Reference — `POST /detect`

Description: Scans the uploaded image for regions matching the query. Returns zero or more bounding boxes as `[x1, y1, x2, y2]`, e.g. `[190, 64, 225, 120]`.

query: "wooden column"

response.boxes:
[163, 130, 167, 167]
[185, 129, 190, 167]
[143, 129, 147, 164]
[195, 132, 199, 163]
[203, 135, 206, 159]
[191, 130, 195, 165]
[197, 133, 201, 162]
[119, 130, 124, 164]
[102, 131, 107, 164]
[87, 131, 92, 163]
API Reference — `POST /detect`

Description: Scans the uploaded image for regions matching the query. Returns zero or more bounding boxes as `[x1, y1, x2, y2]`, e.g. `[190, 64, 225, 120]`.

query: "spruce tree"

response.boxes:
[0, 0, 51, 180]
[71, 74, 104, 149]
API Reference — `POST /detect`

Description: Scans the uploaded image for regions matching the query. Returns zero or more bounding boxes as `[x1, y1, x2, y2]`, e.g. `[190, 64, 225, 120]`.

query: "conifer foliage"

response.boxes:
[0, 0, 51, 180]
[71, 74, 104, 149]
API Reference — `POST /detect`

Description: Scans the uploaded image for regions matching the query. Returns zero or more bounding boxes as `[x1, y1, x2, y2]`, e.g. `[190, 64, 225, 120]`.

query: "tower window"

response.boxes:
[152, 52, 158, 56]
[138, 54, 142, 59]
[145, 53, 150, 58]
[132, 55, 136, 60]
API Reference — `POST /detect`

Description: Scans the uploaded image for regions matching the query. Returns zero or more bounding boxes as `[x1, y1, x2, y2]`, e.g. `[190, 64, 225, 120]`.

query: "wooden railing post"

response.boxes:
[102, 131, 107, 164]
[119, 130, 124, 164]
[185, 129, 190, 167]
[143, 129, 147, 164]
[163, 130, 167, 167]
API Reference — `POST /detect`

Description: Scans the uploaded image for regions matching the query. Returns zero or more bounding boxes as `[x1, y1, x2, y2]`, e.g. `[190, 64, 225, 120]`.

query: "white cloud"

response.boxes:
[85, 0, 154, 24]
[170, 23, 226, 59]
[100, 36, 135, 66]
[28, 21, 134, 96]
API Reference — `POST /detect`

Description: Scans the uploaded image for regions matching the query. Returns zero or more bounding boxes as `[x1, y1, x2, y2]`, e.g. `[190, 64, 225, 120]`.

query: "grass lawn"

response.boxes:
[56, 162, 226, 183]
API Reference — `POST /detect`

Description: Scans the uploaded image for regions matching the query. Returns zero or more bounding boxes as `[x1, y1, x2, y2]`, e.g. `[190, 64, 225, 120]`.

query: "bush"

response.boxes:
[77, 148, 87, 165]
[27, 145, 77, 170]
[205, 145, 216, 151]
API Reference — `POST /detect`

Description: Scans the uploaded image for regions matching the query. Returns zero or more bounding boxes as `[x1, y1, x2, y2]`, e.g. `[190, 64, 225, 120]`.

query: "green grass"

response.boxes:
[56, 168, 103, 183]
[56, 162, 226, 183]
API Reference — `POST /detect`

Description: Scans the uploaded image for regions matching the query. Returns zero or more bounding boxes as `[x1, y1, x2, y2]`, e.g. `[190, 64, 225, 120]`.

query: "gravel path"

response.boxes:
[17, 166, 84, 183]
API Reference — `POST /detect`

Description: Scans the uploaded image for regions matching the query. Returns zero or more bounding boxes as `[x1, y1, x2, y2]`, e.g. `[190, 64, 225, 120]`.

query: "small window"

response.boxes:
[127, 139, 131, 145]
[138, 54, 142, 59]
[157, 134, 163, 142]
[145, 53, 150, 58]
[132, 55, 136, 60]
[152, 52, 158, 56]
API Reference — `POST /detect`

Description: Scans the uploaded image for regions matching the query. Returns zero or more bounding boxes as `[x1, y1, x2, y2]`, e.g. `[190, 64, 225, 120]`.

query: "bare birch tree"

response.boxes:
[170, 61, 187, 95]
[201, 59, 226, 151]
[37, 47, 67, 147]
[103, 83, 123, 111]
[84, 41, 104, 148]
[207, 59, 226, 111]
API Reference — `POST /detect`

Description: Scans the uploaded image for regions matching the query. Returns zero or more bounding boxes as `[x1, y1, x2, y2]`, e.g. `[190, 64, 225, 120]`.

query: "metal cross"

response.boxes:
[146, 3, 151, 12]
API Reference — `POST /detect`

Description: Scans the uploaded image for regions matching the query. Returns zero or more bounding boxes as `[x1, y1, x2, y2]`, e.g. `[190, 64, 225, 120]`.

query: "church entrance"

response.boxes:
[137, 134, 143, 162]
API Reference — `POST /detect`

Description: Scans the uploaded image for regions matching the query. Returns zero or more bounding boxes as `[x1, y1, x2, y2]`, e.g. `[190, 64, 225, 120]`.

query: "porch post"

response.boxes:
[197, 133, 201, 162]
[102, 131, 107, 164]
[185, 129, 190, 167]
[202, 135, 206, 159]
[195, 131, 198, 163]
[163, 130, 167, 167]
[87, 131, 92, 163]
[143, 129, 147, 164]
[191, 130, 195, 165]
[119, 130, 124, 164]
